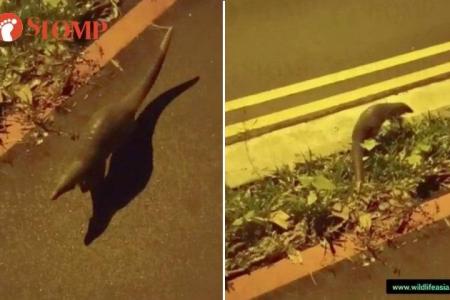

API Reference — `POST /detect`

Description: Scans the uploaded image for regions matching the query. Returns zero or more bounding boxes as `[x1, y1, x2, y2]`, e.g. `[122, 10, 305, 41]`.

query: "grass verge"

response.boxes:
[226, 111, 450, 280]
[0, 0, 120, 145]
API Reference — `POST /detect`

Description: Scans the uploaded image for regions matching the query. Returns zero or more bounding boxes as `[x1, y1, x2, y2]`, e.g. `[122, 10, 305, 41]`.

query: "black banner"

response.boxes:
[387, 279, 450, 294]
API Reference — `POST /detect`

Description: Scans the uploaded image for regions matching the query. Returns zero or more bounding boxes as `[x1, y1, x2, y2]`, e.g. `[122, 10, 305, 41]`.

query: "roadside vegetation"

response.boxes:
[226, 112, 450, 279]
[0, 0, 120, 144]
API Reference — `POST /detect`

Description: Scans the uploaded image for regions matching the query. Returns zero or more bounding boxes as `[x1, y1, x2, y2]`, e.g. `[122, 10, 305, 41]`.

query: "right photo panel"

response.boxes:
[225, 1, 450, 299]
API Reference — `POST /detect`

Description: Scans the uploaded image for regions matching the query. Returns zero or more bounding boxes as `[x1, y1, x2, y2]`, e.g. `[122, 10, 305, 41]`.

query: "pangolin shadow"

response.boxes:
[84, 76, 200, 245]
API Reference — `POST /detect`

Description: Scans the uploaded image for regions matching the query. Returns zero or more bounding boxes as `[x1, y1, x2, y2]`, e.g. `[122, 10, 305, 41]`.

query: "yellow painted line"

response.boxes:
[226, 61, 450, 139]
[225, 41, 450, 112]
[227, 192, 450, 300]
[0, 0, 176, 156]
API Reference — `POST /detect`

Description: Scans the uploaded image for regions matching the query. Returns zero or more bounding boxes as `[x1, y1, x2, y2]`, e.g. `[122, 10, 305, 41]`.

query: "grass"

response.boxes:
[225, 112, 450, 279]
[0, 0, 120, 144]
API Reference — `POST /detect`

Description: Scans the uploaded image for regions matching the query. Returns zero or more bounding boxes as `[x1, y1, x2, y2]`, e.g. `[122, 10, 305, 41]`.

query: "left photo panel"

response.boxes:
[0, 0, 223, 299]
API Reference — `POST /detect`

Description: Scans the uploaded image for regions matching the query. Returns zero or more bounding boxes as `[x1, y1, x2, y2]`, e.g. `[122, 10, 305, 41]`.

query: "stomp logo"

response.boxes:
[0, 13, 23, 42]
[0, 12, 108, 43]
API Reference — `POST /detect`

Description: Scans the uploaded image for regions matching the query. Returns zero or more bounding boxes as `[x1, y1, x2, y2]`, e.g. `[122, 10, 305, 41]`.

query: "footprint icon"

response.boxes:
[0, 18, 18, 42]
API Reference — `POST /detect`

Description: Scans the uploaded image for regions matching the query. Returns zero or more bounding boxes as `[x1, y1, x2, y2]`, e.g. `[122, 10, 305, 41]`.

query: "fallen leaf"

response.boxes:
[312, 175, 336, 191]
[287, 246, 303, 264]
[269, 210, 290, 230]
[358, 213, 372, 230]
[307, 191, 318, 205]
[378, 202, 390, 211]
[417, 142, 432, 153]
[244, 210, 255, 221]
[232, 217, 243, 227]
[332, 202, 342, 212]
[298, 175, 313, 187]
[406, 154, 422, 166]
[14, 85, 33, 104]
[43, 0, 66, 7]
[361, 139, 379, 151]
[332, 206, 350, 221]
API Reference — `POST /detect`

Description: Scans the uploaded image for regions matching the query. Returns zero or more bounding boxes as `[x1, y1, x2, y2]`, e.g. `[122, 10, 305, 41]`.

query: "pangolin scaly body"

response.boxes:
[51, 26, 173, 200]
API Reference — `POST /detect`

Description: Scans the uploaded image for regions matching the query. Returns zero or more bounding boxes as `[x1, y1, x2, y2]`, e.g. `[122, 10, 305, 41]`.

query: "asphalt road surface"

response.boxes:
[226, 0, 450, 101]
[0, 1, 222, 299]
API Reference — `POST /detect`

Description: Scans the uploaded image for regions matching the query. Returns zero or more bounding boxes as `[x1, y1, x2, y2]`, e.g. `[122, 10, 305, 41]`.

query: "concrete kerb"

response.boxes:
[226, 192, 450, 300]
[0, 0, 176, 157]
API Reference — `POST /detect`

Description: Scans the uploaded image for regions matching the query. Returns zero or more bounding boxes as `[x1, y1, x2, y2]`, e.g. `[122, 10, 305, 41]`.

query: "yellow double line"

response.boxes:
[225, 41, 450, 139]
